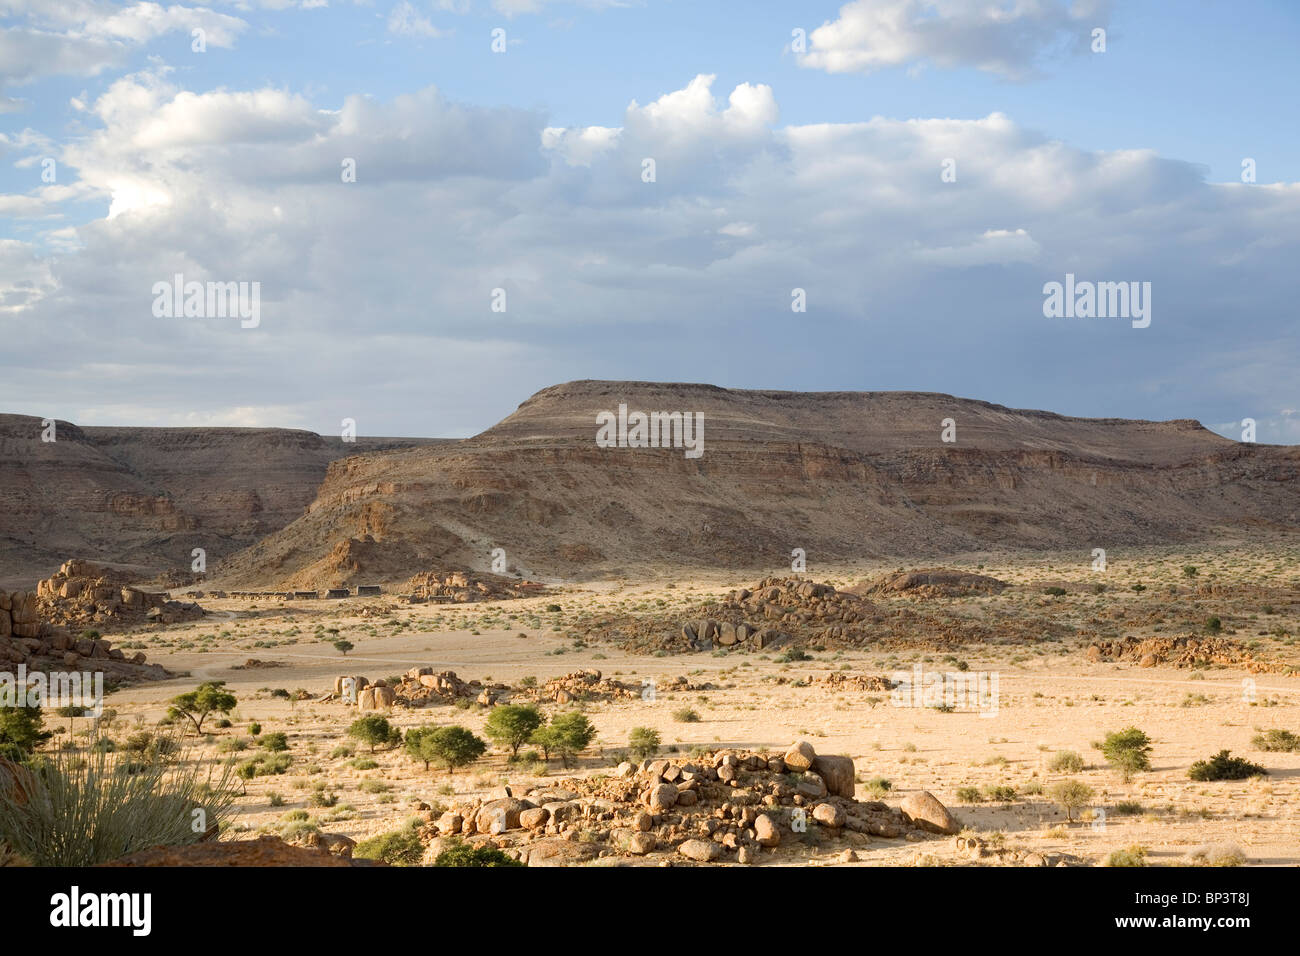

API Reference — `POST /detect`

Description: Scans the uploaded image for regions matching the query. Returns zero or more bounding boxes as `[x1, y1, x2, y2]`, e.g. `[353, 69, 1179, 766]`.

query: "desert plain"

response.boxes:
[74, 541, 1300, 867]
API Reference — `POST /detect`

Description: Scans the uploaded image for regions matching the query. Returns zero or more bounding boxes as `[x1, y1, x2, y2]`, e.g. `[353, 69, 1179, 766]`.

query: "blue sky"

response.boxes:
[1, 0, 1297, 441]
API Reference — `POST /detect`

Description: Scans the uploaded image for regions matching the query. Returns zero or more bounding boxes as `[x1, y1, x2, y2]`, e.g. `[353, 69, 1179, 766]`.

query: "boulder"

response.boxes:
[784, 740, 816, 771]
[812, 754, 856, 799]
[753, 814, 780, 847]
[795, 774, 828, 800]
[812, 803, 846, 828]
[647, 783, 679, 812]
[677, 839, 721, 863]
[475, 797, 532, 832]
[520, 807, 549, 829]
[900, 790, 959, 835]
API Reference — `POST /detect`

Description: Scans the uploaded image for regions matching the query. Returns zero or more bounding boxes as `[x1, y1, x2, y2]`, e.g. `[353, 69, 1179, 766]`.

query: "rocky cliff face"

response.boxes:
[212, 381, 1300, 587]
[0, 414, 445, 588]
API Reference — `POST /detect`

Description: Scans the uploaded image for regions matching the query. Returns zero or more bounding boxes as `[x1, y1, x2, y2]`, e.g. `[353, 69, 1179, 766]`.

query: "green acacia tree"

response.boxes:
[1095, 726, 1153, 781]
[166, 681, 237, 736]
[428, 726, 486, 774]
[348, 715, 398, 753]
[483, 704, 542, 758]
[404, 725, 440, 770]
[532, 711, 596, 768]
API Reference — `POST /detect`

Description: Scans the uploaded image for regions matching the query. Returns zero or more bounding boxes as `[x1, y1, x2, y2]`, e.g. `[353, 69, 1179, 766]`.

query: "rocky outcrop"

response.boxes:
[0, 412, 444, 587]
[1086, 634, 1280, 673]
[0, 570, 171, 682]
[403, 568, 547, 604]
[35, 560, 203, 629]
[855, 569, 1008, 597]
[411, 741, 952, 866]
[211, 381, 1300, 587]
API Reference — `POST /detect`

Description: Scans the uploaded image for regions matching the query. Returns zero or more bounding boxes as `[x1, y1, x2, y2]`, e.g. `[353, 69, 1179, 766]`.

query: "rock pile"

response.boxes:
[331, 669, 497, 709]
[854, 569, 1008, 598]
[0, 585, 170, 682]
[952, 835, 1069, 867]
[34, 560, 204, 629]
[523, 670, 710, 705]
[816, 672, 896, 693]
[402, 569, 547, 604]
[575, 577, 1072, 655]
[103, 834, 375, 867]
[1086, 635, 1279, 672]
[415, 740, 959, 866]
[597, 578, 881, 654]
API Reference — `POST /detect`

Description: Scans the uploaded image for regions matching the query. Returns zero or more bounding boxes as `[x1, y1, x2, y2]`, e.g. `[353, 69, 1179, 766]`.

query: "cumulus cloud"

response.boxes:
[0, 1, 247, 105]
[798, 0, 1111, 79]
[2, 72, 1297, 440]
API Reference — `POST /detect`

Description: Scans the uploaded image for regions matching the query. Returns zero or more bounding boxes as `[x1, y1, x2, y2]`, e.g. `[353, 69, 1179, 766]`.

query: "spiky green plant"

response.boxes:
[0, 728, 239, 865]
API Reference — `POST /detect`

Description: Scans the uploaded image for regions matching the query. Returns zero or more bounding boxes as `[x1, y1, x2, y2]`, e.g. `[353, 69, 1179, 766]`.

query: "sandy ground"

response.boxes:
[86, 545, 1300, 866]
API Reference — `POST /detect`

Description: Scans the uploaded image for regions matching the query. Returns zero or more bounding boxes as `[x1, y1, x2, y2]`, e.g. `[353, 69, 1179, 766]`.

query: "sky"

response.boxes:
[0, 0, 1297, 442]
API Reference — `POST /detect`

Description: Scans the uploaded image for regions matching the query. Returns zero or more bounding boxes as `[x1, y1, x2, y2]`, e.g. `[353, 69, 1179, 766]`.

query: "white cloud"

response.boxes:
[799, 0, 1111, 79]
[387, 1, 449, 38]
[0, 1, 248, 101]
[4, 73, 1297, 439]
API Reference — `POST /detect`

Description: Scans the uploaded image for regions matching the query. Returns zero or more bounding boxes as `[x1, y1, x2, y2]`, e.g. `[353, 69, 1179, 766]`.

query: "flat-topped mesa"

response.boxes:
[214, 381, 1298, 586]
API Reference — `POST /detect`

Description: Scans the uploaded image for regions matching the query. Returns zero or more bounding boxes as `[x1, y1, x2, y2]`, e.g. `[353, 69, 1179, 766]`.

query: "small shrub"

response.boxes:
[1106, 844, 1149, 867]
[1048, 750, 1084, 773]
[628, 727, 661, 761]
[1187, 842, 1246, 867]
[354, 826, 423, 866]
[1252, 729, 1300, 752]
[1047, 779, 1095, 822]
[433, 840, 524, 867]
[1187, 750, 1265, 782]
[1095, 727, 1152, 781]
[258, 732, 289, 752]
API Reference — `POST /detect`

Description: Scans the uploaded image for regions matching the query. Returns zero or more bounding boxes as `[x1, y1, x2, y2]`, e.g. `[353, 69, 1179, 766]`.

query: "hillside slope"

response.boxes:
[0, 414, 446, 588]
[211, 381, 1300, 588]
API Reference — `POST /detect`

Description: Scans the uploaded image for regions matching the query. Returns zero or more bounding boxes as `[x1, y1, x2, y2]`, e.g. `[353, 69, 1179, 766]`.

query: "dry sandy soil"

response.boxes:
[89, 542, 1300, 867]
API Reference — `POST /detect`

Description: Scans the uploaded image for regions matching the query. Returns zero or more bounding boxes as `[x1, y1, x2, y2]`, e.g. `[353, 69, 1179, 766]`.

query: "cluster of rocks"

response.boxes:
[816, 672, 896, 693]
[415, 740, 959, 866]
[856, 569, 1008, 598]
[34, 560, 203, 628]
[0, 587, 170, 682]
[401, 569, 547, 604]
[1086, 635, 1278, 672]
[952, 835, 1071, 867]
[576, 576, 1071, 656]
[330, 675, 395, 710]
[105, 834, 376, 867]
[520, 670, 710, 705]
[672, 578, 882, 651]
[329, 669, 502, 709]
